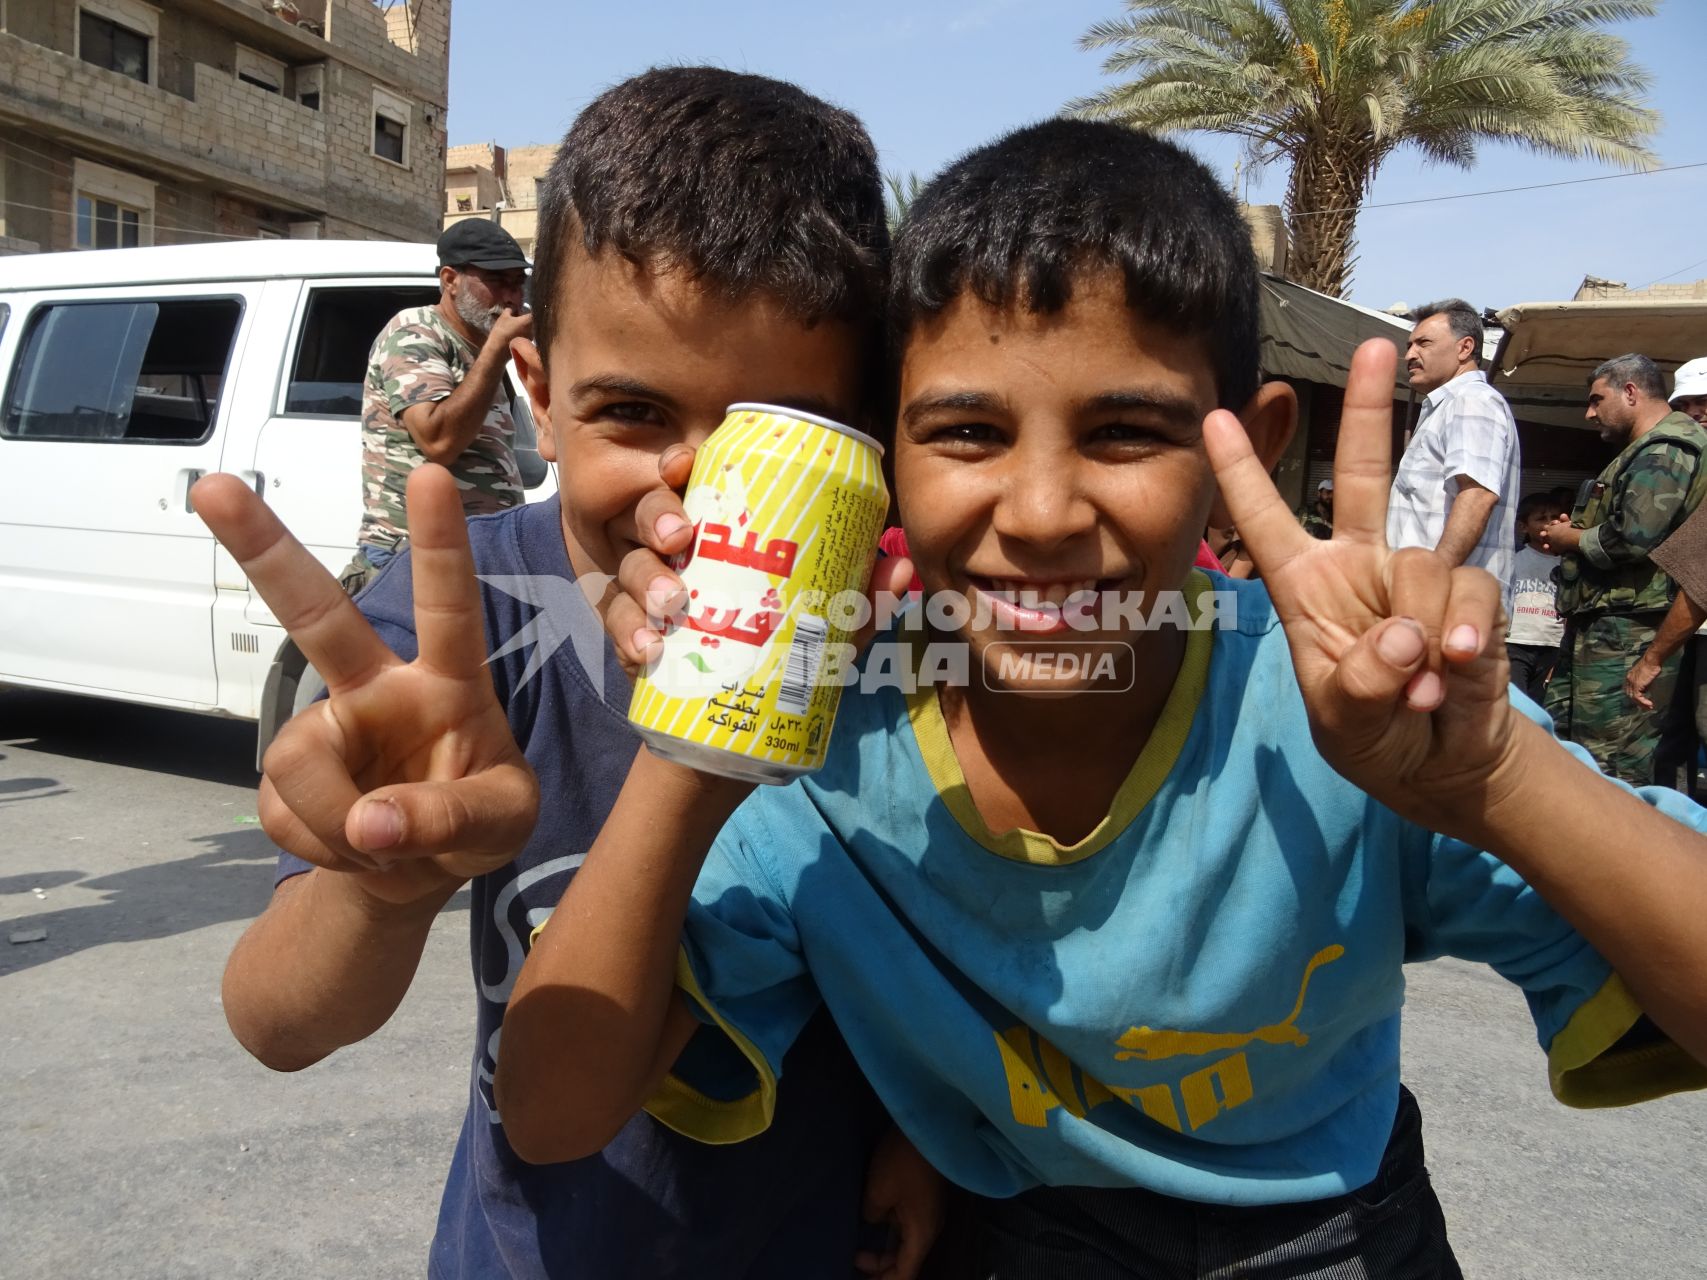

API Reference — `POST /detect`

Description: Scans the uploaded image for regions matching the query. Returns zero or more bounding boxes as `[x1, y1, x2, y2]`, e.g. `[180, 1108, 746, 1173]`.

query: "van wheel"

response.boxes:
[293, 664, 328, 715]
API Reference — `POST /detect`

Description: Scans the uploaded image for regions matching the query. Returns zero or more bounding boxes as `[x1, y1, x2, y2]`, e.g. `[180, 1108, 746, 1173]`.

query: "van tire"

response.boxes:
[256, 638, 315, 770]
[293, 664, 327, 716]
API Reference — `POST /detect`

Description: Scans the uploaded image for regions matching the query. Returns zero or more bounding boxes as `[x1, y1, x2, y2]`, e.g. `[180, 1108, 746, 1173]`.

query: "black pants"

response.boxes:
[1507, 642, 1559, 707]
[948, 1088, 1459, 1280]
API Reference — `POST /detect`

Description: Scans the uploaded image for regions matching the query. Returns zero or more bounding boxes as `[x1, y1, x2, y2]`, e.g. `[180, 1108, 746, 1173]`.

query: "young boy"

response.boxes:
[495, 121, 1707, 1277]
[195, 68, 940, 1279]
[1507, 492, 1567, 704]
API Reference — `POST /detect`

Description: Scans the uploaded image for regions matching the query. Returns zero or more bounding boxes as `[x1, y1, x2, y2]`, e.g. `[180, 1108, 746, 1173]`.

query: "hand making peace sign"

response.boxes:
[192, 465, 539, 904]
[1202, 339, 1527, 838]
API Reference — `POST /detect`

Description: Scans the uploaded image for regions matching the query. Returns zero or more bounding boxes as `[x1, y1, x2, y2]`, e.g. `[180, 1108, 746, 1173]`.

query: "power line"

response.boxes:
[0, 140, 301, 242]
[1633, 255, 1707, 292]
[0, 196, 280, 243]
[1287, 160, 1707, 219]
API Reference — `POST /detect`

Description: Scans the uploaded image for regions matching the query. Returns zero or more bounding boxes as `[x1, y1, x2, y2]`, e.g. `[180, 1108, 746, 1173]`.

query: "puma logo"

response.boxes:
[1114, 945, 1345, 1062]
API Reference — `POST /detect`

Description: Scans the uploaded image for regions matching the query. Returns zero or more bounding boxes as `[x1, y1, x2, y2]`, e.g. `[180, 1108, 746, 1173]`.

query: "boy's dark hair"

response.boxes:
[532, 67, 888, 358]
[1517, 491, 1563, 523]
[891, 119, 1260, 411]
[1410, 299, 1484, 364]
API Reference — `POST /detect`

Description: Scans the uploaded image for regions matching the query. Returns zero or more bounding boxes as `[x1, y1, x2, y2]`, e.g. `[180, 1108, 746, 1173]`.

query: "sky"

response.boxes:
[444, 0, 1707, 313]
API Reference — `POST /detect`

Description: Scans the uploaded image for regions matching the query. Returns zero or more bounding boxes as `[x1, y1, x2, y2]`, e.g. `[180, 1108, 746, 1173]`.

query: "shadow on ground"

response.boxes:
[0, 826, 279, 977]
[0, 688, 259, 788]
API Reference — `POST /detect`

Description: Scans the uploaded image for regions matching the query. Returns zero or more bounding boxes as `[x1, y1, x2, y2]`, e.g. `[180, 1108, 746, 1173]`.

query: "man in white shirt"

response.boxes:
[1387, 299, 1522, 603]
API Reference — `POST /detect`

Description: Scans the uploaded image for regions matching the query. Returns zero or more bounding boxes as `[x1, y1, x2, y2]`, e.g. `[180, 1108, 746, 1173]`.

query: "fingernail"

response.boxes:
[656, 513, 688, 541]
[646, 575, 679, 614]
[631, 628, 661, 656]
[355, 799, 401, 851]
[1407, 671, 1443, 708]
[1446, 624, 1480, 654]
[1376, 618, 1426, 666]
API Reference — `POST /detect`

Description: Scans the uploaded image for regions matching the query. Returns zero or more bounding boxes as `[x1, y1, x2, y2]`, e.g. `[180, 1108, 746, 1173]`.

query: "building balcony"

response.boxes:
[0, 30, 333, 214]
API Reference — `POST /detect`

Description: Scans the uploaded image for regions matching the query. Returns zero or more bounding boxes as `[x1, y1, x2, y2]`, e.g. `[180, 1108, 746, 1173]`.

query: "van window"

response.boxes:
[285, 286, 439, 416]
[2, 298, 242, 444]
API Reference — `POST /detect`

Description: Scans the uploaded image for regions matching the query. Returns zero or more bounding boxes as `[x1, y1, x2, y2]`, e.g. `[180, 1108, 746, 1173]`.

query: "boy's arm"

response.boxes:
[1210, 340, 1707, 1069]
[222, 868, 460, 1070]
[192, 468, 538, 1067]
[496, 752, 746, 1164]
[1443, 716, 1707, 1070]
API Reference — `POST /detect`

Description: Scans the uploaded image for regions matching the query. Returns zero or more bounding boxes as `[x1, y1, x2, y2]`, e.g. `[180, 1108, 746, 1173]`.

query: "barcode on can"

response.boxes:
[776, 615, 828, 716]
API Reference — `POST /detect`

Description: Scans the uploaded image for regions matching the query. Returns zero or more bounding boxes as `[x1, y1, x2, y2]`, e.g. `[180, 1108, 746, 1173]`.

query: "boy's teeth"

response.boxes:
[984, 579, 1099, 609]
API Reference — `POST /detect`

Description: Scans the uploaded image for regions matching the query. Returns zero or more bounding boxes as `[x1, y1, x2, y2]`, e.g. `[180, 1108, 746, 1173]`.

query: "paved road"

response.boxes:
[2, 687, 1704, 1278]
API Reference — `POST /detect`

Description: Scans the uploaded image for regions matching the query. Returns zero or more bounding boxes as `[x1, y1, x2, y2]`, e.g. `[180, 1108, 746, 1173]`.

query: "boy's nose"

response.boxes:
[992, 462, 1096, 549]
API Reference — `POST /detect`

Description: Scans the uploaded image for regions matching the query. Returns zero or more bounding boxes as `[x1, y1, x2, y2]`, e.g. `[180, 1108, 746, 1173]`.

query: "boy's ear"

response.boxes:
[1207, 380, 1297, 530]
[511, 337, 557, 463]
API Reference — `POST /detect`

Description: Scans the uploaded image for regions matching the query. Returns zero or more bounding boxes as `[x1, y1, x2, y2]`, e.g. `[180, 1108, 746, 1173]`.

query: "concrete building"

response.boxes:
[1573, 274, 1707, 304]
[443, 140, 553, 258]
[0, 0, 450, 255]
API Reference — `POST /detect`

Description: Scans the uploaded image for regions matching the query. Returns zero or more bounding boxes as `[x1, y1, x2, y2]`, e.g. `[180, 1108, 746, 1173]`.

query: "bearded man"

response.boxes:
[342, 220, 532, 593]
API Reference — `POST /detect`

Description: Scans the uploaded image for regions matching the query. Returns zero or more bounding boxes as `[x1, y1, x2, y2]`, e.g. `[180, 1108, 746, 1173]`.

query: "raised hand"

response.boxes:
[594, 443, 914, 676]
[192, 465, 538, 904]
[1202, 340, 1522, 838]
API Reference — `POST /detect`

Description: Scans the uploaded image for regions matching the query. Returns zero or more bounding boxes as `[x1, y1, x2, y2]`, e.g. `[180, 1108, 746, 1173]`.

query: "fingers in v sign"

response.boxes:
[1201, 339, 1517, 833]
[192, 464, 538, 895]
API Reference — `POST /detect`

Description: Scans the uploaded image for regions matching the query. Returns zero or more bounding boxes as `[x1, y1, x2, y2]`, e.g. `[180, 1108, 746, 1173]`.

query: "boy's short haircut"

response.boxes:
[532, 67, 888, 358]
[1517, 491, 1563, 523]
[891, 119, 1261, 411]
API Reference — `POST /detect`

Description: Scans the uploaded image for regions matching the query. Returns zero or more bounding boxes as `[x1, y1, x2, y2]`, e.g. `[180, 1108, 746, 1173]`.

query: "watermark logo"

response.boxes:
[980, 641, 1136, 693]
[471, 575, 1234, 697]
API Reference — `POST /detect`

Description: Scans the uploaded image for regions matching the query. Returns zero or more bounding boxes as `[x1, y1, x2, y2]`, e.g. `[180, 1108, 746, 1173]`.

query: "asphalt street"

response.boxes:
[2, 686, 1704, 1279]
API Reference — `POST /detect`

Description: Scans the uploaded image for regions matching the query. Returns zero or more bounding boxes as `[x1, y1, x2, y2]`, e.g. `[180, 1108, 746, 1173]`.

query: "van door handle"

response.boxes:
[241, 470, 266, 497]
[177, 468, 206, 513]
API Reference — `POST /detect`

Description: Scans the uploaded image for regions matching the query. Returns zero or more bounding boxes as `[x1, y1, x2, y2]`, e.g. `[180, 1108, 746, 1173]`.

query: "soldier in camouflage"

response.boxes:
[1299, 479, 1334, 540]
[1541, 353, 1707, 785]
[341, 220, 532, 594]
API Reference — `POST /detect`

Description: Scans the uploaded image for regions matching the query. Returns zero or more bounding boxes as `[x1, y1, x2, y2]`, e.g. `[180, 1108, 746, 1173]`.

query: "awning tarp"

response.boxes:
[1258, 274, 1411, 393]
[1492, 299, 1707, 428]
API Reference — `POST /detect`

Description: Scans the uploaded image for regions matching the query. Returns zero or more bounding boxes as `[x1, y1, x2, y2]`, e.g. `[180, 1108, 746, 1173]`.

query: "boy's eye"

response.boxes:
[598, 401, 666, 426]
[926, 421, 1000, 446]
[1089, 422, 1164, 447]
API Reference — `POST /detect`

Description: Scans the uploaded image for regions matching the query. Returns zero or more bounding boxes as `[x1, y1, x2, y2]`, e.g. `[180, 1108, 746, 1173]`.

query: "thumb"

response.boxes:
[1331, 615, 1432, 714]
[347, 763, 539, 860]
[854, 554, 914, 654]
[889, 1204, 932, 1280]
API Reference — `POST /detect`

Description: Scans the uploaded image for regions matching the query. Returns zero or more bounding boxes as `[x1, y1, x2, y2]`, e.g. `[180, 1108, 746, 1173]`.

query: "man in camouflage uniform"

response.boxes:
[342, 220, 532, 594]
[1541, 353, 1707, 785]
[1300, 479, 1334, 539]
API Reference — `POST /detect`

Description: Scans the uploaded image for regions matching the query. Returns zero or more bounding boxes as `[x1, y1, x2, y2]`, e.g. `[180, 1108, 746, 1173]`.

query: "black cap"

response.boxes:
[437, 220, 530, 271]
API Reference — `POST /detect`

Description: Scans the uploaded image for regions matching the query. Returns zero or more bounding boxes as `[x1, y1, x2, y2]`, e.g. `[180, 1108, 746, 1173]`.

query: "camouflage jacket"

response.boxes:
[358, 305, 521, 550]
[1555, 411, 1707, 617]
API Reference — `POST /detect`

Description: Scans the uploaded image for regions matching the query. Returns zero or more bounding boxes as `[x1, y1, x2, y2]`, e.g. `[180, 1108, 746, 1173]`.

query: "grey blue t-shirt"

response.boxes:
[277, 497, 880, 1279]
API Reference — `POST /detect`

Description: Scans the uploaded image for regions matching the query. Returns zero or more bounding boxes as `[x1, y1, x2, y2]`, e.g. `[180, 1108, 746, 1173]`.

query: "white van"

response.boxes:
[0, 240, 555, 763]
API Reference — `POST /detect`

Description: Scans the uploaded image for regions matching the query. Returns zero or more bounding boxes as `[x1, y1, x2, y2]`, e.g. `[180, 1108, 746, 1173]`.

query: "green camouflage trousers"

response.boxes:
[1543, 612, 1679, 786]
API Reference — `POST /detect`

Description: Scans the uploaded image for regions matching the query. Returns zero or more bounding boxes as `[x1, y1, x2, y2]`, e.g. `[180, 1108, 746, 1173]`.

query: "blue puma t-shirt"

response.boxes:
[276, 497, 880, 1278]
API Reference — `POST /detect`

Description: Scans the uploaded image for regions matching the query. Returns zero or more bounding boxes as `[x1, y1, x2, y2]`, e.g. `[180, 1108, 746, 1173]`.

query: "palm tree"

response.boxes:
[1073, 0, 1659, 297]
[885, 171, 924, 237]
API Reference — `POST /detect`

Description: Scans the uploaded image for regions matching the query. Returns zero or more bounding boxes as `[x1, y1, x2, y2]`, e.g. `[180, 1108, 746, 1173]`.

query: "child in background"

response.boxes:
[1507, 492, 1568, 703]
[498, 120, 1707, 1278]
[195, 68, 941, 1280]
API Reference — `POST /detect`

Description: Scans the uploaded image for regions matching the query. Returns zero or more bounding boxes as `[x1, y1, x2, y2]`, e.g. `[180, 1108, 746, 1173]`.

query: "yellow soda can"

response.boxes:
[627, 403, 888, 783]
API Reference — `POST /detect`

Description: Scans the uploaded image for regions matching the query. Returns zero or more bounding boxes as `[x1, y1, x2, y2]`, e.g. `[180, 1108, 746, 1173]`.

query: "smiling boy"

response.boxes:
[495, 121, 1707, 1277]
[194, 68, 938, 1280]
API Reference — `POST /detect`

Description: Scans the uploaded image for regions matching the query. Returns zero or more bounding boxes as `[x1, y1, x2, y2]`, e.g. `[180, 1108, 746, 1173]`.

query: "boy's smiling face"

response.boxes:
[514, 244, 865, 584]
[896, 272, 1274, 693]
